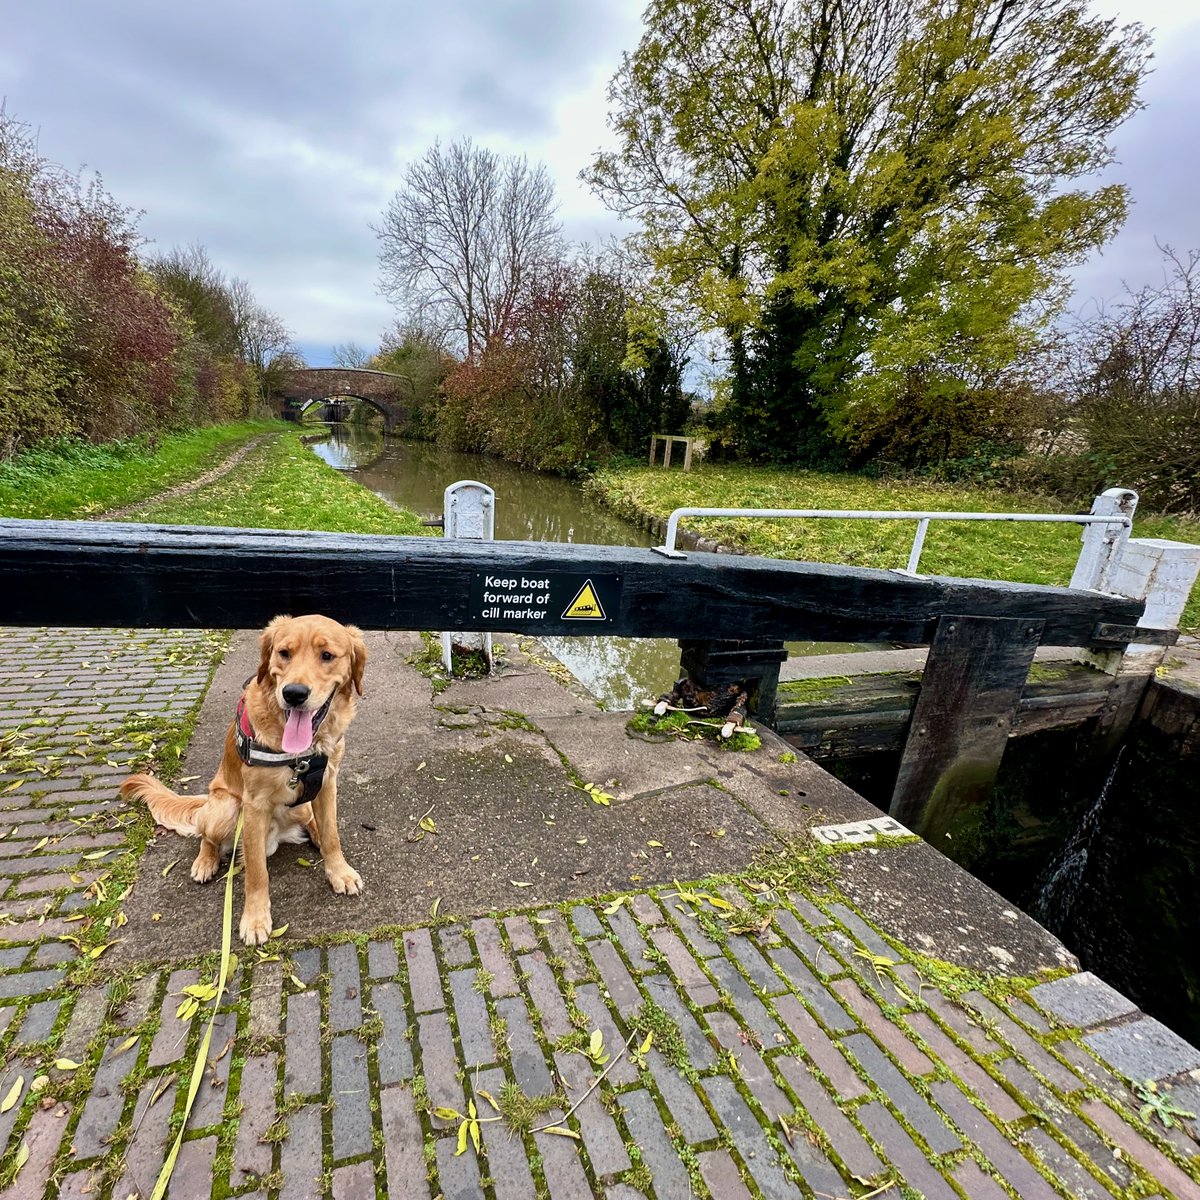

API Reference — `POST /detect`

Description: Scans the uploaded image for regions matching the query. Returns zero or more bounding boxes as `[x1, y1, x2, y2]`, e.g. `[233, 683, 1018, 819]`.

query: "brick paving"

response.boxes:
[1, 627, 1199, 1199]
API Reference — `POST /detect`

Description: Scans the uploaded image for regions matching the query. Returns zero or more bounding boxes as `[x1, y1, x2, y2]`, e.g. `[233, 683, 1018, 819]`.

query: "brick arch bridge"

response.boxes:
[274, 368, 410, 432]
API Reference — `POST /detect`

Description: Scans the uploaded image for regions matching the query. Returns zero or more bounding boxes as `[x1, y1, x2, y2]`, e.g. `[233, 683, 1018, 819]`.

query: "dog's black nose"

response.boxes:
[282, 684, 311, 708]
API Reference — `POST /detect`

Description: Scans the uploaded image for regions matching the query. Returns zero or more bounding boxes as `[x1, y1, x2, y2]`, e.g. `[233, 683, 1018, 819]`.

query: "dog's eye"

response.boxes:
[277, 649, 290, 660]
[321, 651, 336, 662]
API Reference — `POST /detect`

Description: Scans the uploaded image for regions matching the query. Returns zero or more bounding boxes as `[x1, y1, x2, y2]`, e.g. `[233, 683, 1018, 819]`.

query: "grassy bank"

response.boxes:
[123, 428, 428, 535]
[0, 422, 428, 536]
[589, 463, 1200, 633]
[0, 420, 283, 520]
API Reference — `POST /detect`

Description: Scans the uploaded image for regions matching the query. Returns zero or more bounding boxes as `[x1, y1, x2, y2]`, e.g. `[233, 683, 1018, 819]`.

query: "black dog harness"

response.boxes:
[234, 685, 336, 806]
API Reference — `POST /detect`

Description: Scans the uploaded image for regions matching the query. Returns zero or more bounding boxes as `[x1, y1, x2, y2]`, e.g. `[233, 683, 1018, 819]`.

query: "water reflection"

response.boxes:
[309, 422, 387, 471]
[320, 427, 869, 709]
[542, 634, 680, 712]
[349, 436, 655, 548]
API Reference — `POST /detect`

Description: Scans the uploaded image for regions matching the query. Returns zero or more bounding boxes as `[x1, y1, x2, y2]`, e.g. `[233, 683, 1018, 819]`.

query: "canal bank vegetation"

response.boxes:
[586, 464, 1200, 634]
[117, 427, 428, 535]
[0, 107, 296, 461]
[583, 0, 1153, 475]
[0, 422, 428, 535]
[0, 419, 278, 519]
[373, 141, 692, 474]
[373, 250, 691, 475]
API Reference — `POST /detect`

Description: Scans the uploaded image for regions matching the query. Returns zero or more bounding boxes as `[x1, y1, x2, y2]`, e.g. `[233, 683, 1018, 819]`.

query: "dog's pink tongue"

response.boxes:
[282, 708, 314, 754]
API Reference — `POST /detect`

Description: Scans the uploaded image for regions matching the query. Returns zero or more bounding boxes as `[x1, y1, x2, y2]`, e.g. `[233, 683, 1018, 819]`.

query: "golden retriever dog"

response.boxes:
[121, 614, 368, 945]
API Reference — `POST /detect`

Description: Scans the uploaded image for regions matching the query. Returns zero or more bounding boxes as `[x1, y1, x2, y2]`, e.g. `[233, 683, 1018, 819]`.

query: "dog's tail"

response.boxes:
[120, 774, 206, 836]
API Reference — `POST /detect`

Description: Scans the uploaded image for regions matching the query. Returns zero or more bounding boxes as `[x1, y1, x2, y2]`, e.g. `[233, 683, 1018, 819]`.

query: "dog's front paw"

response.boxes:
[191, 847, 219, 883]
[326, 860, 363, 896]
[239, 905, 273, 946]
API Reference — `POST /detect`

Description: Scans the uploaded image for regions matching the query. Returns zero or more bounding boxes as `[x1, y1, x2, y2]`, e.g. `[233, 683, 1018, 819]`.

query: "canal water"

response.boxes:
[311, 422, 855, 708]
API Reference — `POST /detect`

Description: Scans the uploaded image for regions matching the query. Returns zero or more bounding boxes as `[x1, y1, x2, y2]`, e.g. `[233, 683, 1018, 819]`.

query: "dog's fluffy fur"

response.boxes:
[121, 614, 368, 945]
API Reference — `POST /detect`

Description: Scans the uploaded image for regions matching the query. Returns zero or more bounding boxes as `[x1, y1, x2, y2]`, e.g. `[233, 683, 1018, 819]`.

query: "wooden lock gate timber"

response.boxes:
[0, 517, 1178, 851]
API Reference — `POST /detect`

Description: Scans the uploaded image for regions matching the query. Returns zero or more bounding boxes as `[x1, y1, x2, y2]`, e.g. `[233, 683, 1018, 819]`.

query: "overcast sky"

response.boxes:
[4, 1, 1197, 367]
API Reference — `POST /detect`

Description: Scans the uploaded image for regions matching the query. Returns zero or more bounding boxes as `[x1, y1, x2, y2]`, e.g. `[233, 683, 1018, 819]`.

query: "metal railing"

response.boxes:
[652, 490, 1139, 580]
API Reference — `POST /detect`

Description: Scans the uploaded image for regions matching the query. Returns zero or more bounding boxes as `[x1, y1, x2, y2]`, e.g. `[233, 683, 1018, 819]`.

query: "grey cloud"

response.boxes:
[7, 2, 1195, 363]
[6, 0, 645, 359]
[1069, 21, 1200, 309]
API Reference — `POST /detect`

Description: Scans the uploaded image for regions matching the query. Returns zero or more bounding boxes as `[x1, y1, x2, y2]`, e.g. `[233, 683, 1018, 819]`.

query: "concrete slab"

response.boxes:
[835, 838, 1079, 977]
[1031, 970, 1140, 1029]
[113, 629, 1083, 973]
[538, 711, 879, 838]
[1086, 1017, 1200, 1083]
[115, 633, 795, 961]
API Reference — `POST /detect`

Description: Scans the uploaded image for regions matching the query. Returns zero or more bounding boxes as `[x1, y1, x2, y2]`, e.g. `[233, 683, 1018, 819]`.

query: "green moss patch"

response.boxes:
[626, 709, 762, 751]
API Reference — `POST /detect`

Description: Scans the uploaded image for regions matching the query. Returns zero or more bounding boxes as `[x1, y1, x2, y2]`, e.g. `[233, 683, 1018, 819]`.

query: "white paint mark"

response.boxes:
[811, 815, 914, 847]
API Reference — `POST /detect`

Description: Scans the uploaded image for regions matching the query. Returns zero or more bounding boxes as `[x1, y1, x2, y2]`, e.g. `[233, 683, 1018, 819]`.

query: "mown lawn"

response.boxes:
[590, 463, 1200, 633]
[0, 420, 281, 520]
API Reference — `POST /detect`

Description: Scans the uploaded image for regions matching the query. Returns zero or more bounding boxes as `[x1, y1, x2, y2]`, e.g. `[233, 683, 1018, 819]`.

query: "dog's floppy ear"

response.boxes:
[347, 625, 368, 696]
[257, 615, 289, 684]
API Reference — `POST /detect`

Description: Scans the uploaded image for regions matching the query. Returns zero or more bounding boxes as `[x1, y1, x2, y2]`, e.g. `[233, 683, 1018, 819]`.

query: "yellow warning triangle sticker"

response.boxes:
[562, 579, 606, 620]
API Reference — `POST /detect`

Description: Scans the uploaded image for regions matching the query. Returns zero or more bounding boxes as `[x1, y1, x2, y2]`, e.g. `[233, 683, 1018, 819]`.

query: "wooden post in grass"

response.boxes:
[648, 434, 699, 471]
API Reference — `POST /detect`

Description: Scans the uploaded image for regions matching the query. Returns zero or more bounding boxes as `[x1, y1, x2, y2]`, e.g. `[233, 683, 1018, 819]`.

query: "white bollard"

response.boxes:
[440, 480, 495, 675]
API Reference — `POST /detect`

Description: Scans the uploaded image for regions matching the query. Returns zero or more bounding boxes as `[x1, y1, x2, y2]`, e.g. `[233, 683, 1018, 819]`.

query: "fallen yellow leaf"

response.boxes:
[1, 1076, 22, 1113]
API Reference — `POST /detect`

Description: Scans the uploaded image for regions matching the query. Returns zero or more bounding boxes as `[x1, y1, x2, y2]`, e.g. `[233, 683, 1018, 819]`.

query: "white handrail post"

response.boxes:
[907, 518, 930, 575]
[1069, 488, 1138, 592]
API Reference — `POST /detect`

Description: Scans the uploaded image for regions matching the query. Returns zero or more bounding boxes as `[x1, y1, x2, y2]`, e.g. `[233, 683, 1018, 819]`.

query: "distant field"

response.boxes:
[590, 463, 1200, 634]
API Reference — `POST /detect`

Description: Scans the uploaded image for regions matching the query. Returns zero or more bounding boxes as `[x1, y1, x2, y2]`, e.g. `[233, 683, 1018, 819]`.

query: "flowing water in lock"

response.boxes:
[312, 421, 870, 708]
[1032, 745, 1125, 931]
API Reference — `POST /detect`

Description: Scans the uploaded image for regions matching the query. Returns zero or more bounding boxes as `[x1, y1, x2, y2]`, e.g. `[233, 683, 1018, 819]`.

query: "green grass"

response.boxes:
[124, 428, 429, 535]
[589, 463, 1200, 633]
[0, 420, 280, 519]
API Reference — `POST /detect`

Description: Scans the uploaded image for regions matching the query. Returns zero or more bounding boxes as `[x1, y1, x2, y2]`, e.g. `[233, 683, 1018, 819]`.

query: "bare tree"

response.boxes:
[331, 341, 372, 369]
[1063, 245, 1200, 512]
[375, 139, 562, 358]
[228, 276, 294, 373]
